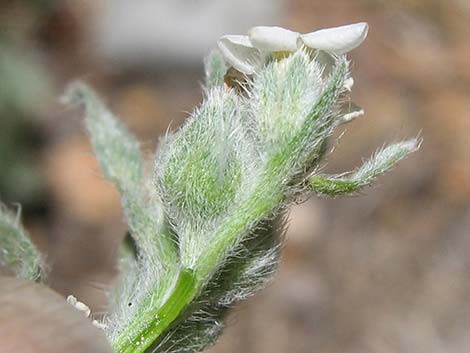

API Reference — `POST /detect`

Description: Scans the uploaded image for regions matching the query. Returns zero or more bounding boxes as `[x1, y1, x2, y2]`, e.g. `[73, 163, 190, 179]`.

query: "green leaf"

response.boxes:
[156, 86, 257, 268]
[64, 82, 176, 261]
[204, 49, 227, 89]
[310, 139, 421, 196]
[0, 204, 44, 281]
[63, 82, 143, 190]
[63, 82, 178, 343]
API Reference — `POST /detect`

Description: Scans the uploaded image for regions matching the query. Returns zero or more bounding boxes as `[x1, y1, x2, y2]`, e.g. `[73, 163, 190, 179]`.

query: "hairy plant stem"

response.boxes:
[196, 61, 347, 280]
[195, 175, 284, 281]
[113, 60, 347, 353]
[114, 179, 283, 353]
[113, 268, 197, 353]
[113, 169, 286, 353]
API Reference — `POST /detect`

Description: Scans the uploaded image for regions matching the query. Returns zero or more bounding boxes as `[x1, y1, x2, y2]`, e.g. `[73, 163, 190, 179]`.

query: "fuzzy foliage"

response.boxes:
[310, 139, 421, 196]
[204, 49, 227, 89]
[0, 23, 419, 353]
[0, 204, 44, 280]
[64, 84, 178, 344]
[155, 87, 258, 269]
[60, 47, 419, 353]
[248, 51, 324, 152]
[154, 216, 285, 353]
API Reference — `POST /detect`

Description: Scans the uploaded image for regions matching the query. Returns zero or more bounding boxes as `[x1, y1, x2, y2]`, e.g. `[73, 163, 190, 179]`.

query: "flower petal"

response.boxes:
[343, 77, 354, 91]
[217, 35, 261, 74]
[339, 102, 364, 124]
[315, 50, 336, 76]
[248, 26, 300, 52]
[300, 22, 369, 54]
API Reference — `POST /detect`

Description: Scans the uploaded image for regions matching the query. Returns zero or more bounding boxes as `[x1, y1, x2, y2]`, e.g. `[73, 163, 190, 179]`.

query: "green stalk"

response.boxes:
[196, 60, 347, 281]
[113, 175, 283, 353]
[113, 268, 198, 353]
[195, 175, 284, 281]
[114, 58, 347, 353]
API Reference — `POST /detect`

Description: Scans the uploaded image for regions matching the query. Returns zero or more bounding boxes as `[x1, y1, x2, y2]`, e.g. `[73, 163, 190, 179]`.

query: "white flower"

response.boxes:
[217, 22, 368, 75]
[343, 77, 354, 92]
[66, 294, 91, 317]
[248, 26, 300, 52]
[300, 22, 369, 55]
[339, 102, 365, 124]
[217, 35, 261, 74]
[217, 23, 368, 125]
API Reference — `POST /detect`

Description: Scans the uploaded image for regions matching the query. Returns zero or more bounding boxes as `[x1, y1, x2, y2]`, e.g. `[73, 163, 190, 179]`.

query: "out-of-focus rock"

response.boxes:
[0, 275, 113, 353]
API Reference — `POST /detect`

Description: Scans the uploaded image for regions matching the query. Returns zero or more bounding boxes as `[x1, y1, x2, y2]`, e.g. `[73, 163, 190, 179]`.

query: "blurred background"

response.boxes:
[0, 0, 469, 352]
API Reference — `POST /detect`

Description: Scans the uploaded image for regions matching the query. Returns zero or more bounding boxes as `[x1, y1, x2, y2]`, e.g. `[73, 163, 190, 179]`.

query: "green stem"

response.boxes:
[195, 176, 284, 281]
[113, 59, 348, 353]
[113, 174, 283, 353]
[113, 268, 198, 353]
[309, 176, 361, 196]
[113, 176, 283, 353]
[195, 60, 348, 281]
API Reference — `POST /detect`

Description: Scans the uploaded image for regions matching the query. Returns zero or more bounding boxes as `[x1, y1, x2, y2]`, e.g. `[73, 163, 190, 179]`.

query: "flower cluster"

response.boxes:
[217, 22, 368, 74]
[217, 22, 368, 125]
